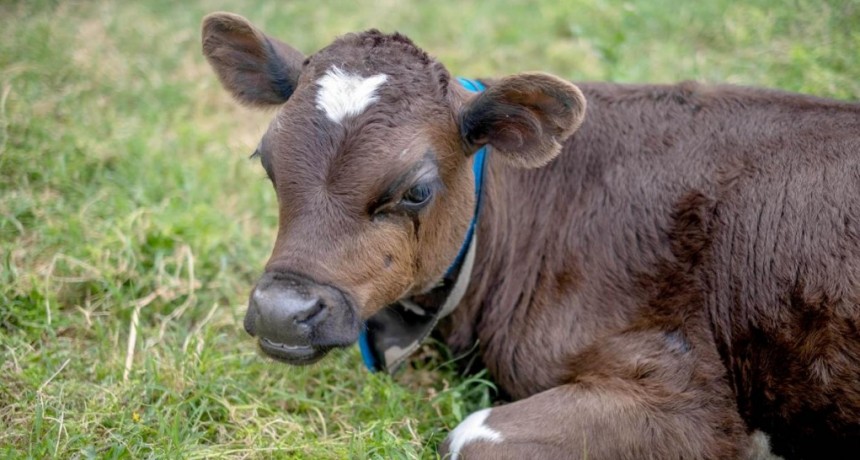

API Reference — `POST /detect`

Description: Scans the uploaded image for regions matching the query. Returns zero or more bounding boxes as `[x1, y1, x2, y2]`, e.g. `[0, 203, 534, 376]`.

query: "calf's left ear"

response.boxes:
[459, 73, 586, 168]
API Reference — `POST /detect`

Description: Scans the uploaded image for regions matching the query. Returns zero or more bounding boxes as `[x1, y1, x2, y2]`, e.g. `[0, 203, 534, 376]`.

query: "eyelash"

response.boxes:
[369, 182, 438, 220]
[401, 183, 434, 207]
[251, 150, 276, 184]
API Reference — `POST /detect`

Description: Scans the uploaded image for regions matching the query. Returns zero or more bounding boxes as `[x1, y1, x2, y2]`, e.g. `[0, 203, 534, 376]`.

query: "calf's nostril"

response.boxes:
[244, 293, 262, 337]
[244, 307, 258, 337]
[248, 284, 331, 345]
[293, 298, 326, 324]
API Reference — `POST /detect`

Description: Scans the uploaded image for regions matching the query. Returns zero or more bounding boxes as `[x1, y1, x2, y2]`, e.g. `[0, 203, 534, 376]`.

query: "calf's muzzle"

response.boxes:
[244, 271, 360, 364]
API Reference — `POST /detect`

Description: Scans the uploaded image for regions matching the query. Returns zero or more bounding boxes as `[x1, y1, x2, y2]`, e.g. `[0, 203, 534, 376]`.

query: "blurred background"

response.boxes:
[2, 0, 858, 458]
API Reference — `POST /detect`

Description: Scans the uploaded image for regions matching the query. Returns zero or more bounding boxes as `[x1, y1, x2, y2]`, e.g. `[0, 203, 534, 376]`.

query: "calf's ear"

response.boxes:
[201, 12, 305, 107]
[459, 73, 587, 168]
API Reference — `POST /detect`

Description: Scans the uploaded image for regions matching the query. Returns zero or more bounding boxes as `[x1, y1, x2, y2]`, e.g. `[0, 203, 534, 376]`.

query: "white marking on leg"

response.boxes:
[748, 430, 781, 460]
[448, 408, 503, 460]
[315, 67, 388, 123]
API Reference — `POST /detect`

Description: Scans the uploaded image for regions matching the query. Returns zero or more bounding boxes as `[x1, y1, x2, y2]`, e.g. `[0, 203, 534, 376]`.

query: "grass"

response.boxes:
[1, 0, 858, 458]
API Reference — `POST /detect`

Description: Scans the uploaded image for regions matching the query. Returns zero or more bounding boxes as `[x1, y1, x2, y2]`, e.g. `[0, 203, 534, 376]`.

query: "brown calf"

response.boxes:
[202, 12, 860, 459]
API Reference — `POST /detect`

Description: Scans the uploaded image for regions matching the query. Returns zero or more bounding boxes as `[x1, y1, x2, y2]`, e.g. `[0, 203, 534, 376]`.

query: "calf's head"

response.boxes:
[201, 12, 586, 364]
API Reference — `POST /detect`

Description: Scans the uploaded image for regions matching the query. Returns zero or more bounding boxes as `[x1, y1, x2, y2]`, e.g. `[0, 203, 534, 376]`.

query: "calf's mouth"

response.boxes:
[257, 338, 330, 365]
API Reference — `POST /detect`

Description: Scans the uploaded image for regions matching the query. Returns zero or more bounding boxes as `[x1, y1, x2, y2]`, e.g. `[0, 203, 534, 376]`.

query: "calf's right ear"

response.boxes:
[201, 12, 305, 107]
[459, 73, 587, 168]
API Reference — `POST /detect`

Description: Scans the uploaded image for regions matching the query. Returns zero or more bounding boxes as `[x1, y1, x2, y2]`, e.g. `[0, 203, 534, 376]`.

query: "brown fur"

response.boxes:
[202, 13, 860, 459]
[445, 83, 860, 458]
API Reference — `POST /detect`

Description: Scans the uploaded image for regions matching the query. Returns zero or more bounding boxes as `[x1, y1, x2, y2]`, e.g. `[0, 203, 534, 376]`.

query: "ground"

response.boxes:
[1, 0, 859, 458]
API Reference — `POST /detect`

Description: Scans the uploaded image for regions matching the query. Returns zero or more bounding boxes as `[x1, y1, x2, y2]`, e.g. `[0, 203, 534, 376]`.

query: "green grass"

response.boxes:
[1, 0, 858, 458]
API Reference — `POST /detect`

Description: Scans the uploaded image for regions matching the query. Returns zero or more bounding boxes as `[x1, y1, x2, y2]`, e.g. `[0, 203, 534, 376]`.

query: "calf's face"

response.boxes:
[202, 12, 586, 364]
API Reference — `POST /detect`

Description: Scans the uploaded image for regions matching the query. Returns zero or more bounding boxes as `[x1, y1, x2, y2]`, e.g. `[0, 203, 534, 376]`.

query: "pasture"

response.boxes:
[2, 0, 859, 458]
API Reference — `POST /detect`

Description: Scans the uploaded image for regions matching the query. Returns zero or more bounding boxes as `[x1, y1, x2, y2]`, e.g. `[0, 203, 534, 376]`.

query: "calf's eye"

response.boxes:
[401, 183, 433, 207]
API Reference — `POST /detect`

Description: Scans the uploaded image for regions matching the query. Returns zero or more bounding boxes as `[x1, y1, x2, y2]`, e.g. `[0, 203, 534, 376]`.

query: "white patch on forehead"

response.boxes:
[315, 67, 388, 124]
[448, 408, 503, 460]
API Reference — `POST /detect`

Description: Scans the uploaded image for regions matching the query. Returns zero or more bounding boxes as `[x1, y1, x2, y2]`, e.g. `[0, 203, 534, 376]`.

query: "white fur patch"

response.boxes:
[315, 67, 387, 123]
[448, 408, 503, 460]
[748, 430, 781, 460]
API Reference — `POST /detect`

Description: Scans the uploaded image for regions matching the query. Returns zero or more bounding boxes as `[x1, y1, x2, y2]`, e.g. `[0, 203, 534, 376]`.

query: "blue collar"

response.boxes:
[358, 77, 488, 372]
[446, 78, 487, 275]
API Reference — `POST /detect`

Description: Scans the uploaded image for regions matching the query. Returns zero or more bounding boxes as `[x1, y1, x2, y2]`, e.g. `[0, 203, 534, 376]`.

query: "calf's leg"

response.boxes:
[441, 327, 773, 459]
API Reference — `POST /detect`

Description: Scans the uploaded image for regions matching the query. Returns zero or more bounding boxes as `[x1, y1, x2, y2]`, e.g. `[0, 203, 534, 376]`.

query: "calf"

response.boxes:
[201, 12, 860, 459]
